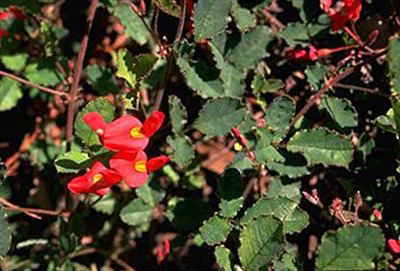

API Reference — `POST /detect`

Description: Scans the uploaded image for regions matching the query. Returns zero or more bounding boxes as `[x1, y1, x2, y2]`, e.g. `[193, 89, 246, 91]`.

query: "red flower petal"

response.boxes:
[103, 115, 148, 152]
[67, 175, 90, 194]
[0, 11, 10, 20]
[147, 156, 170, 172]
[388, 239, 400, 254]
[94, 188, 110, 196]
[83, 112, 107, 133]
[9, 6, 25, 20]
[142, 111, 165, 137]
[110, 151, 149, 188]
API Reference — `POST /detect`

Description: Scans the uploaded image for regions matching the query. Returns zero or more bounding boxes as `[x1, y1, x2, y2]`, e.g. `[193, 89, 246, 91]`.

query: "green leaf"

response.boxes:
[194, 0, 232, 41]
[267, 177, 302, 203]
[200, 215, 232, 246]
[218, 168, 243, 200]
[136, 178, 165, 208]
[1, 53, 28, 72]
[267, 153, 311, 179]
[231, 0, 256, 32]
[241, 196, 309, 234]
[388, 36, 400, 94]
[120, 198, 153, 227]
[168, 96, 188, 134]
[0, 77, 22, 111]
[264, 96, 295, 143]
[176, 42, 224, 98]
[116, 50, 157, 88]
[92, 194, 116, 215]
[287, 128, 353, 168]
[0, 206, 11, 256]
[320, 97, 358, 128]
[54, 151, 91, 174]
[279, 22, 310, 47]
[226, 26, 273, 71]
[25, 60, 63, 87]
[252, 76, 285, 94]
[154, 0, 181, 17]
[305, 63, 329, 90]
[215, 246, 233, 271]
[255, 145, 285, 165]
[238, 216, 284, 271]
[112, 4, 150, 45]
[219, 197, 244, 218]
[74, 98, 116, 147]
[86, 64, 119, 94]
[194, 98, 246, 137]
[316, 224, 384, 270]
[167, 135, 195, 167]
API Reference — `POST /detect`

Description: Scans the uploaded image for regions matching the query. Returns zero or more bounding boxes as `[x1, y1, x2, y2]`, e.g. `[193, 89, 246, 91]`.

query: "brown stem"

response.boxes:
[0, 70, 68, 98]
[174, 0, 186, 43]
[290, 50, 387, 127]
[0, 196, 70, 220]
[65, 0, 99, 150]
[334, 83, 390, 97]
[152, 54, 173, 111]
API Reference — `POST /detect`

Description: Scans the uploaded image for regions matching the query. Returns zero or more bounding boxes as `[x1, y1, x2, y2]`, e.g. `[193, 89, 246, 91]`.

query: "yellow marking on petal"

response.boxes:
[234, 142, 243, 152]
[92, 173, 104, 184]
[134, 160, 147, 173]
[130, 126, 145, 139]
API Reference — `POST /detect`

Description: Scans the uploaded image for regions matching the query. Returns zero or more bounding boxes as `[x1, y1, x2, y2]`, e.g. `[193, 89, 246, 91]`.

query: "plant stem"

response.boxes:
[65, 0, 99, 151]
[174, 0, 186, 43]
[0, 70, 68, 97]
[290, 50, 387, 127]
[0, 196, 70, 219]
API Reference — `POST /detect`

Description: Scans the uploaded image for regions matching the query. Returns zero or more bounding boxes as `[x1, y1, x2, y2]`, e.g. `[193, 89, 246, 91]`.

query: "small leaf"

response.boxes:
[264, 96, 295, 143]
[1, 53, 28, 72]
[279, 22, 310, 47]
[112, 3, 150, 45]
[231, 0, 256, 32]
[305, 63, 329, 90]
[194, 0, 232, 41]
[200, 215, 232, 246]
[238, 216, 284, 271]
[86, 64, 119, 94]
[54, 151, 91, 174]
[0, 206, 11, 256]
[241, 196, 309, 234]
[287, 128, 353, 168]
[74, 98, 116, 147]
[154, 0, 181, 17]
[252, 75, 285, 94]
[320, 96, 358, 128]
[92, 194, 116, 215]
[194, 98, 247, 137]
[167, 135, 195, 167]
[226, 26, 273, 71]
[169, 95, 188, 134]
[0, 77, 22, 111]
[120, 198, 153, 227]
[136, 178, 165, 208]
[266, 152, 311, 179]
[267, 177, 302, 203]
[219, 197, 244, 218]
[215, 246, 233, 271]
[25, 60, 64, 87]
[316, 225, 384, 270]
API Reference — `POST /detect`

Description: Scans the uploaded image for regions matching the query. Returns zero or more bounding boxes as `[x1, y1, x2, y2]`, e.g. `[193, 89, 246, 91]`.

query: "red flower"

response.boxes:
[321, 0, 362, 31]
[372, 209, 382, 221]
[0, 28, 8, 39]
[388, 239, 400, 254]
[9, 6, 25, 20]
[286, 46, 319, 61]
[156, 239, 170, 264]
[110, 151, 170, 188]
[67, 161, 121, 196]
[83, 111, 165, 152]
[0, 11, 10, 20]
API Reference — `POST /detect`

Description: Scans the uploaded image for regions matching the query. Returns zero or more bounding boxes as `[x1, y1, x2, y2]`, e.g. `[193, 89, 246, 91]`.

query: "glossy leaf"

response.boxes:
[54, 151, 91, 174]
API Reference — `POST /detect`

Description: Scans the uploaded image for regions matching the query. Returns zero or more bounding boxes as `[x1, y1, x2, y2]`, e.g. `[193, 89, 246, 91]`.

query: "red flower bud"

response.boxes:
[388, 239, 400, 254]
[372, 209, 382, 221]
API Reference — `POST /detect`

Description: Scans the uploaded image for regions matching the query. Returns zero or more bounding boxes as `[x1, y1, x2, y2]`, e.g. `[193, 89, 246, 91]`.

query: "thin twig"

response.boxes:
[0, 196, 70, 220]
[0, 70, 68, 98]
[334, 83, 390, 97]
[152, 54, 173, 111]
[290, 50, 387, 127]
[174, 0, 186, 43]
[65, 0, 99, 150]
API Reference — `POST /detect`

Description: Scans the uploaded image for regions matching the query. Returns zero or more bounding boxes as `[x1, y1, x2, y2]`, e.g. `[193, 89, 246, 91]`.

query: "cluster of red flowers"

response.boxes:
[0, 6, 25, 39]
[67, 111, 170, 195]
[320, 0, 362, 31]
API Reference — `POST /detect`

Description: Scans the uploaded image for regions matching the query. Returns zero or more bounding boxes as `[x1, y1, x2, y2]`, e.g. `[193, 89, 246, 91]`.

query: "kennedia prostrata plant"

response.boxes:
[0, 0, 400, 270]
